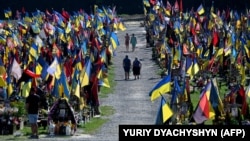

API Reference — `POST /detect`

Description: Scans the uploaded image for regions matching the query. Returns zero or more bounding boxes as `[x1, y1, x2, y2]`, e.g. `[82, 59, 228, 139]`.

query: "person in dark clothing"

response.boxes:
[26, 87, 40, 139]
[123, 55, 131, 80]
[132, 57, 142, 79]
[36, 85, 49, 110]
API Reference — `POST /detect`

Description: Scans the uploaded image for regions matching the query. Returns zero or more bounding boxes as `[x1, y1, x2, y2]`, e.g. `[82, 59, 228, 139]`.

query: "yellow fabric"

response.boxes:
[162, 101, 173, 123]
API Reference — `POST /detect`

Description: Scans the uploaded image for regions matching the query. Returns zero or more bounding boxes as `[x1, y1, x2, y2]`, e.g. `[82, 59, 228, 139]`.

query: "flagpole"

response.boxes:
[159, 92, 167, 103]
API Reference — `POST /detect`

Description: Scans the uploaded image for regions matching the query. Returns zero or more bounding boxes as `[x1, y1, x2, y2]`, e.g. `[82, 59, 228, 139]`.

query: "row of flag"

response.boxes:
[144, 0, 250, 124]
[151, 73, 249, 125]
[0, 5, 127, 109]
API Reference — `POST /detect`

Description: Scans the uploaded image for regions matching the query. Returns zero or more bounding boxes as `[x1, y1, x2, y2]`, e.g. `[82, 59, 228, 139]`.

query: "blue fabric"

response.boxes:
[28, 114, 39, 124]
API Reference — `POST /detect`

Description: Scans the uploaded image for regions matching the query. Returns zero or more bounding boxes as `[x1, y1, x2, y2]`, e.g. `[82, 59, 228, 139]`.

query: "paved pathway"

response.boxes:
[81, 21, 162, 141]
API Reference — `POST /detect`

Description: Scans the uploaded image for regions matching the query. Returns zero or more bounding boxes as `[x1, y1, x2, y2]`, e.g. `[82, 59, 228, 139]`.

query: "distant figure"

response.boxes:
[132, 57, 142, 79]
[130, 33, 137, 52]
[123, 55, 131, 80]
[125, 33, 130, 52]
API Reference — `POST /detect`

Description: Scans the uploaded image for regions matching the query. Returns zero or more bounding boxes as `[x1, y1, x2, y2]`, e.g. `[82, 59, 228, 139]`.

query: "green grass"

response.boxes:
[82, 118, 108, 134]
[81, 106, 115, 134]
[99, 64, 116, 98]
[0, 134, 27, 140]
[21, 126, 48, 136]
[100, 105, 116, 116]
[0, 126, 48, 140]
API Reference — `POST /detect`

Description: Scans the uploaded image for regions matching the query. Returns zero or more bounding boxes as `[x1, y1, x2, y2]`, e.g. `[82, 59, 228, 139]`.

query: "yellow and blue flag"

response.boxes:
[110, 32, 120, 50]
[192, 58, 200, 76]
[98, 64, 110, 88]
[4, 8, 12, 19]
[59, 70, 70, 98]
[21, 81, 32, 98]
[29, 43, 39, 59]
[149, 74, 171, 101]
[52, 78, 60, 98]
[185, 56, 193, 76]
[143, 0, 150, 7]
[210, 78, 224, 115]
[80, 56, 91, 87]
[37, 56, 49, 80]
[197, 4, 205, 15]
[155, 96, 173, 125]
[74, 80, 81, 98]
[170, 76, 181, 106]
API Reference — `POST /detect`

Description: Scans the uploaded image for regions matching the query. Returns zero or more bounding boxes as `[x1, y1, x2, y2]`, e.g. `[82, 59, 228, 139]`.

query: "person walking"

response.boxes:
[26, 87, 41, 139]
[123, 55, 131, 80]
[130, 33, 137, 52]
[132, 57, 142, 80]
[125, 33, 130, 52]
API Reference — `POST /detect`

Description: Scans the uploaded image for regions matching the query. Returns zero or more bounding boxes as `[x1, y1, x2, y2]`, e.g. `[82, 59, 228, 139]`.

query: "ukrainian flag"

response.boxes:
[192, 58, 200, 76]
[31, 23, 40, 34]
[59, 71, 70, 98]
[185, 56, 193, 77]
[37, 56, 49, 80]
[155, 97, 173, 125]
[29, 43, 38, 59]
[197, 4, 205, 15]
[52, 79, 60, 98]
[149, 74, 171, 101]
[143, 0, 150, 7]
[110, 32, 119, 50]
[74, 80, 80, 98]
[21, 81, 32, 97]
[80, 57, 91, 87]
[98, 65, 110, 88]
[118, 22, 126, 31]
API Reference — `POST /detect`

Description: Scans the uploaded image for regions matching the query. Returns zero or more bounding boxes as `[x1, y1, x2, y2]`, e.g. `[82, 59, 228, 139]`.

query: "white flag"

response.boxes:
[47, 57, 61, 79]
[11, 59, 22, 80]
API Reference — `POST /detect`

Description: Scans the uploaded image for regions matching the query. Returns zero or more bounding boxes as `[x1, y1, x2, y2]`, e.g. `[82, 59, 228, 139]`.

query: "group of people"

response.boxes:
[123, 55, 142, 80]
[125, 33, 137, 52]
[123, 32, 141, 80]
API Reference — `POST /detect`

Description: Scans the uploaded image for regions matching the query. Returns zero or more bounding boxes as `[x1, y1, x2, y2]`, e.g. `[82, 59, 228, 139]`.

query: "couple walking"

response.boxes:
[123, 55, 142, 80]
[125, 33, 137, 52]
